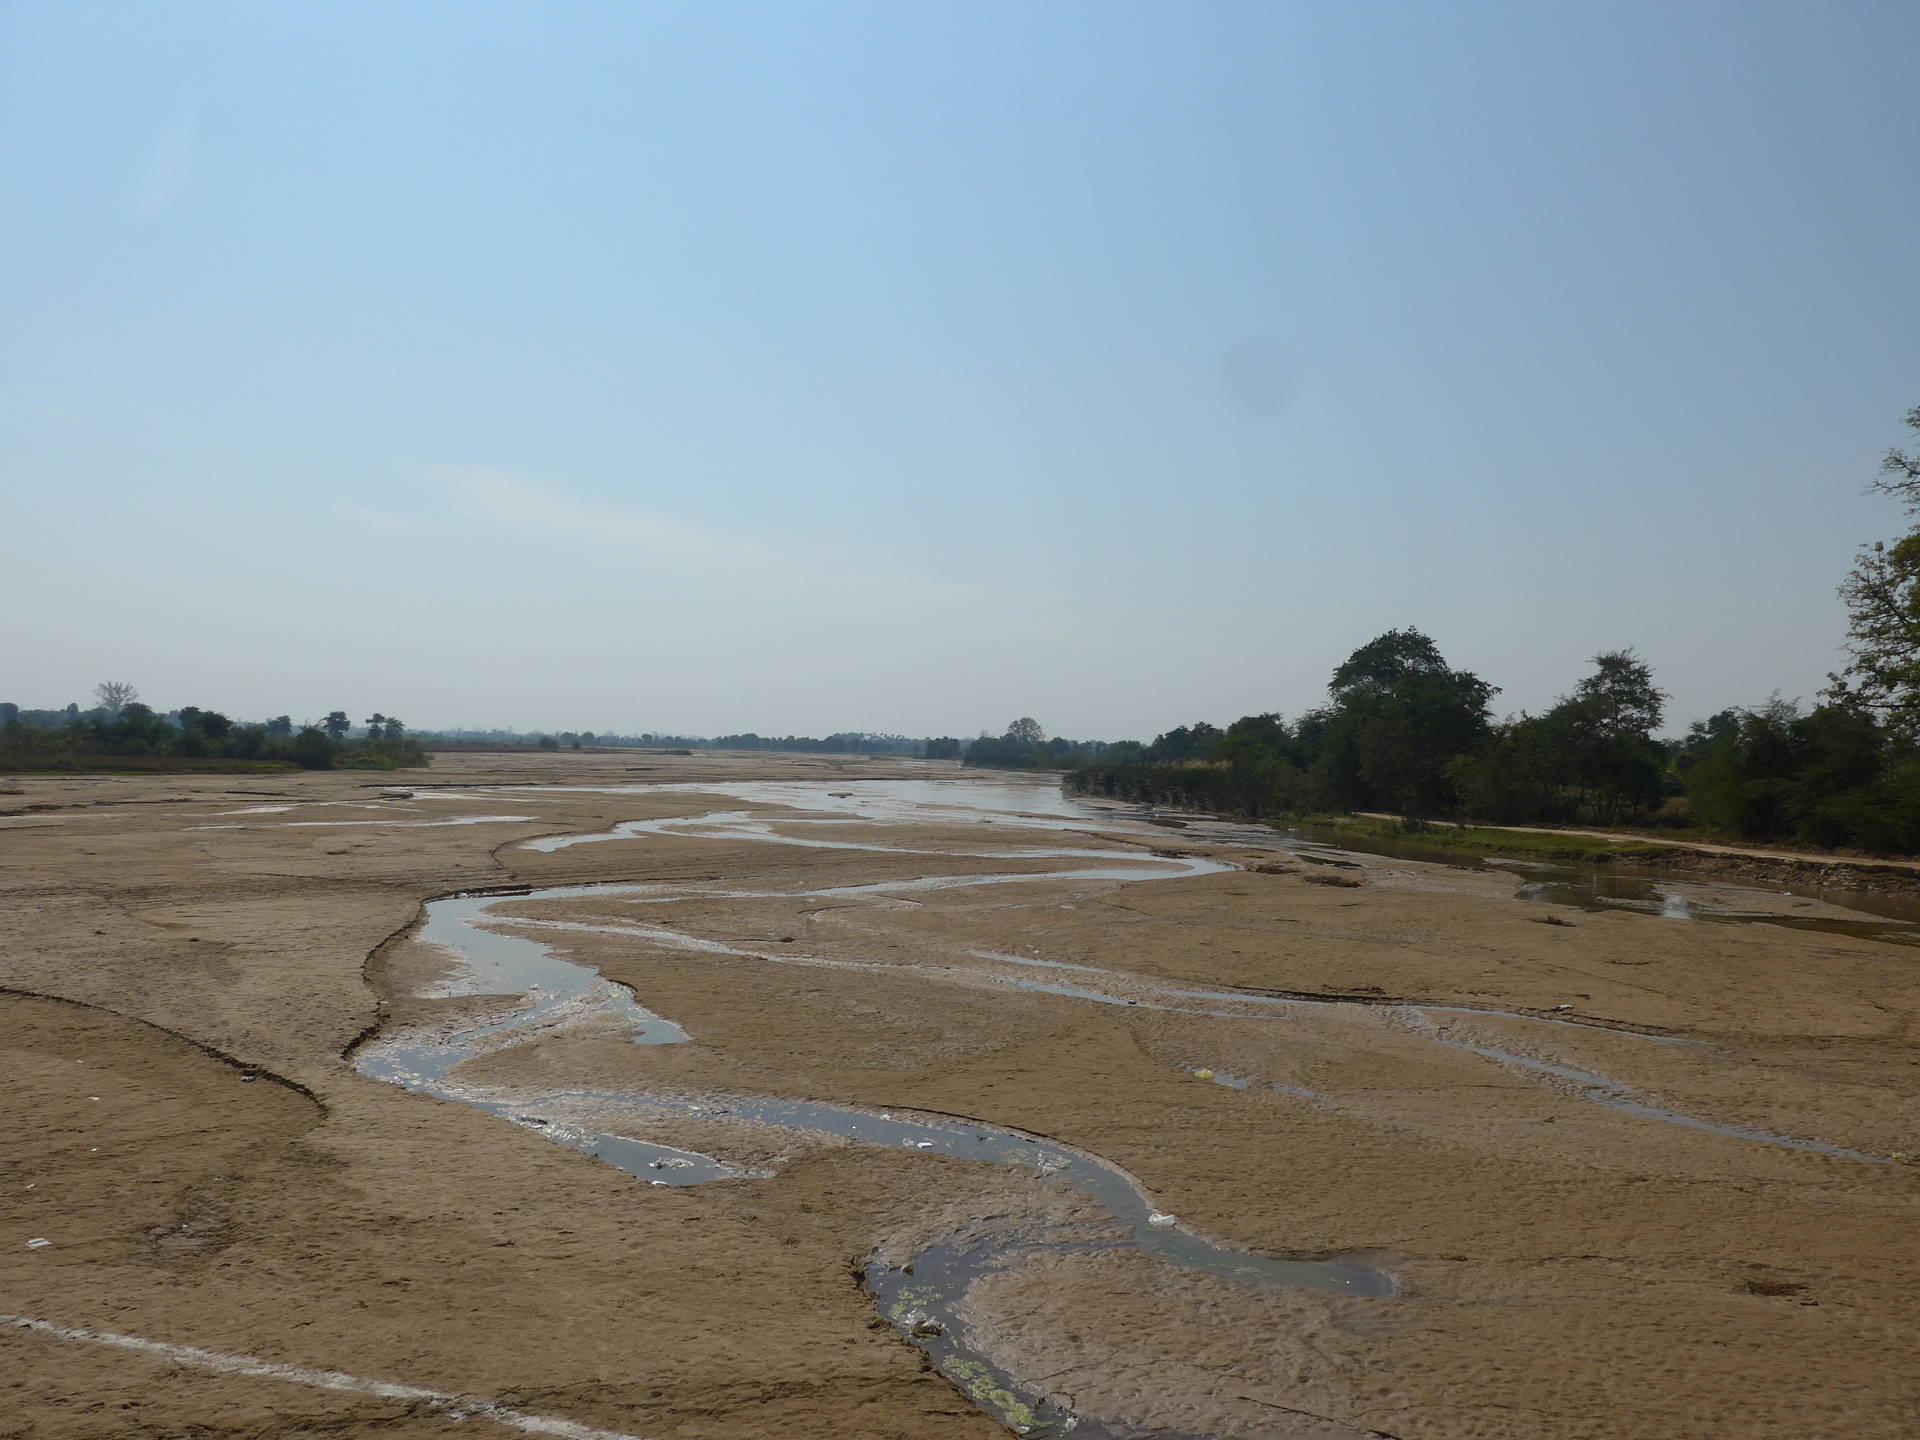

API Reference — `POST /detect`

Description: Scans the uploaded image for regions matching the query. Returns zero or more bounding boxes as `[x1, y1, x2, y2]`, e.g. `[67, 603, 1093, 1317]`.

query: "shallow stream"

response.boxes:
[354, 776, 1895, 1436]
[356, 871, 1387, 1438]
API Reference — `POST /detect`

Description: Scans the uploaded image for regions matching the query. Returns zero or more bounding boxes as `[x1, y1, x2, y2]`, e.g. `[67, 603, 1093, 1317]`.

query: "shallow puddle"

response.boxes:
[1279, 824, 1920, 945]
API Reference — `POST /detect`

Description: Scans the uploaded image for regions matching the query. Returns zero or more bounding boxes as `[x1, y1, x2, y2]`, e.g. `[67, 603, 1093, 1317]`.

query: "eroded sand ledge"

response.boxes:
[3, 751, 1917, 1438]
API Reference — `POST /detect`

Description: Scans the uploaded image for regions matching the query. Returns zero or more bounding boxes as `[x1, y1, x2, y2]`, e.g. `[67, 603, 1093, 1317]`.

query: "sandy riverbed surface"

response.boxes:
[3, 751, 1917, 1439]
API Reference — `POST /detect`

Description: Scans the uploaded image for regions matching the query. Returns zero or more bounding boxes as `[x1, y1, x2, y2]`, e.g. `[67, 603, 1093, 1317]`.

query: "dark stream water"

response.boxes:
[352, 778, 1900, 1436]
[355, 854, 1388, 1439]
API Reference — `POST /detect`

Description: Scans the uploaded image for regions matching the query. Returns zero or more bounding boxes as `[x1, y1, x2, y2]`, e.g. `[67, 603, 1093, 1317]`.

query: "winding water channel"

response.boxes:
[350, 777, 1899, 1437]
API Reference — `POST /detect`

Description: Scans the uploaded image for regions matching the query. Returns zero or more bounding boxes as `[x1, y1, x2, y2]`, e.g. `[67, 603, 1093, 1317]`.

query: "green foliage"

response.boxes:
[0, 690, 429, 774]
[1072, 631, 1494, 818]
[1550, 649, 1668, 821]
[1070, 624, 1920, 855]
[1303, 629, 1496, 815]
[291, 727, 334, 769]
[964, 735, 1086, 769]
[1445, 712, 1572, 823]
[1329, 628, 1453, 695]
[1679, 697, 1916, 850]
[962, 719, 1117, 770]
[1836, 405, 1920, 738]
[1071, 407, 1920, 852]
[1315, 815, 1678, 865]
[1145, 722, 1223, 764]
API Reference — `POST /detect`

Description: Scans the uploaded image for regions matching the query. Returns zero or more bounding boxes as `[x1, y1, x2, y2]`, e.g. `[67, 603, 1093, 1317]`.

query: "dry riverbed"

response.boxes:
[3, 752, 1917, 1438]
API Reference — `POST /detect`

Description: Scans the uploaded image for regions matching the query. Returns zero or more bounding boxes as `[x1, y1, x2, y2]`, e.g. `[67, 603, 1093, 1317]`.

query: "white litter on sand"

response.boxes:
[1, 1313, 652, 1440]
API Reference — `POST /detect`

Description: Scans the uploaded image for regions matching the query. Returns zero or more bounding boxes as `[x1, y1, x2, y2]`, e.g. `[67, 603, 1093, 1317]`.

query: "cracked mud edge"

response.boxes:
[0, 985, 325, 1113]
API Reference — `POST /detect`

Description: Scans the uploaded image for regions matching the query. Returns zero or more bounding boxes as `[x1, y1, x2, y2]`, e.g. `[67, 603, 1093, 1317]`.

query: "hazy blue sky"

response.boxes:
[5, 2, 1918, 739]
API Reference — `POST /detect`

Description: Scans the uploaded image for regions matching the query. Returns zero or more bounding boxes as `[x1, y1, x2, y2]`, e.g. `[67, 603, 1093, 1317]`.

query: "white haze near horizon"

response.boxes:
[3, 3, 1918, 743]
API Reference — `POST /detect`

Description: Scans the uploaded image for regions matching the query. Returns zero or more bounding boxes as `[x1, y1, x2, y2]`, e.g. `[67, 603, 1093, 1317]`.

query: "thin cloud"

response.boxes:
[428, 465, 770, 563]
[337, 502, 433, 537]
[406, 463, 1005, 624]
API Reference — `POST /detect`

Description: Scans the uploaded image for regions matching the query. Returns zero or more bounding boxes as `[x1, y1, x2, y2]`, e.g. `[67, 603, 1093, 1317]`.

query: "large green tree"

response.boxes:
[291, 727, 334, 769]
[1323, 628, 1495, 816]
[1554, 649, 1668, 821]
[1835, 404, 1920, 738]
[1004, 717, 1046, 746]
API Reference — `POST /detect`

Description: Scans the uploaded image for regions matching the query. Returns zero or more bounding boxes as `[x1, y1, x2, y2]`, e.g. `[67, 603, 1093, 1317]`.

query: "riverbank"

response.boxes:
[1065, 771, 1920, 895]
[3, 752, 1915, 1438]
[0, 755, 301, 775]
[1326, 812, 1920, 895]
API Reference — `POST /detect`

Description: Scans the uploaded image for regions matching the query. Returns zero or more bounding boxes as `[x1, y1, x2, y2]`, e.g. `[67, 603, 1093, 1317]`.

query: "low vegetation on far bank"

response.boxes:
[1055, 405, 1920, 858]
[1064, 631, 1920, 857]
[0, 688, 429, 773]
[1304, 815, 1689, 865]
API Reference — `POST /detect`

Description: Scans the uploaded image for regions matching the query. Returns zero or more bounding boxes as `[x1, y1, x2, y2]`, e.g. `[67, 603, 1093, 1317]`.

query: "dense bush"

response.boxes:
[961, 718, 1118, 770]
[1679, 700, 1920, 851]
[1, 696, 429, 773]
[1067, 631, 1920, 854]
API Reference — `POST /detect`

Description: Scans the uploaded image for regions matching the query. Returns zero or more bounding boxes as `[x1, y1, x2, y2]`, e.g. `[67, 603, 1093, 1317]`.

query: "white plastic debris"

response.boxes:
[900, 1307, 944, 1337]
[1147, 1212, 1177, 1228]
[26, 1238, 50, 1249]
[1550, 1003, 1573, 1012]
